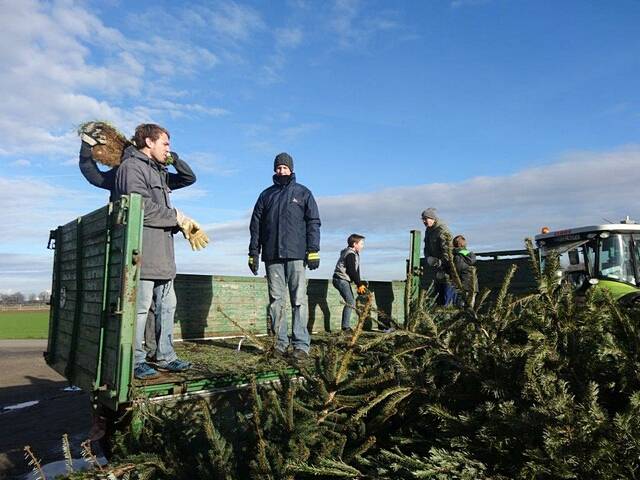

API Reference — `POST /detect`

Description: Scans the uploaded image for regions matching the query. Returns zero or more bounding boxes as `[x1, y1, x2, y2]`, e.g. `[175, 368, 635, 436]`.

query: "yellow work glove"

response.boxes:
[188, 227, 209, 251]
[183, 220, 209, 251]
[175, 210, 209, 250]
[357, 284, 367, 295]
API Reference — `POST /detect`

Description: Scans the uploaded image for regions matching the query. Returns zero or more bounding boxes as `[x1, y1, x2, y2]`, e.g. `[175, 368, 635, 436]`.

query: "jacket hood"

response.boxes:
[454, 248, 476, 265]
[272, 172, 297, 186]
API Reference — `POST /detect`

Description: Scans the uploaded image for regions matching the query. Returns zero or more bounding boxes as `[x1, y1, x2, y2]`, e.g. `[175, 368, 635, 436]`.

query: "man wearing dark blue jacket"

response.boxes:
[248, 152, 321, 360]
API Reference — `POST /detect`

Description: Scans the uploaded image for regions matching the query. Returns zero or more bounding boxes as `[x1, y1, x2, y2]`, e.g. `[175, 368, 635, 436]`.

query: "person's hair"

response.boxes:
[132, 124, 170, 149]
[348, 233, 365, 247]
[453, 235, 466, 248]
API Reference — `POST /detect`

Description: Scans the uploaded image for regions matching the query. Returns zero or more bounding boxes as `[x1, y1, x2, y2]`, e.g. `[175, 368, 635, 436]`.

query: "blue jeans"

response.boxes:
[266, 260, 310, 353]
[436, 282, 458, 306]
[332, 277, 354, 329]
[135, 279, 178, 367]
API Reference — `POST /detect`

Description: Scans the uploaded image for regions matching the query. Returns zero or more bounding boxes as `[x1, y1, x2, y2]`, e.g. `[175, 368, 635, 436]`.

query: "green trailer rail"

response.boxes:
[46, 194, 143, 411]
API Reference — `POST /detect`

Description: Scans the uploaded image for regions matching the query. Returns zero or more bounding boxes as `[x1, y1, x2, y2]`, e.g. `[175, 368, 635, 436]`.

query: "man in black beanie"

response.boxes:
[248, 152, 321, 360]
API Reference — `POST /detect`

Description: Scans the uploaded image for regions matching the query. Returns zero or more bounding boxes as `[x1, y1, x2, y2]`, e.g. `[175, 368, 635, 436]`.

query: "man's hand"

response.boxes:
[357, 284, 368, 295]
[175, 211, 209, 250]
[79, 122, 107, 147]
[248, 255, 259, 275]
[186, 223, 209, 251]
[306, 251, 320, 270]
[426, 256, 442, 268]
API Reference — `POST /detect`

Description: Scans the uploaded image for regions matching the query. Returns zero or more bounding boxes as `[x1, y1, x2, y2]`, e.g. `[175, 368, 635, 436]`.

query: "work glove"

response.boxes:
[248, 255, 259, 276]
[79, 122, 107, 147]
[357, 283, 368, 295]
[306, 251, 320, 270]
[185, 222, 209, 251]
[175, 210, 209, 250]
[426, 256, 442, 268]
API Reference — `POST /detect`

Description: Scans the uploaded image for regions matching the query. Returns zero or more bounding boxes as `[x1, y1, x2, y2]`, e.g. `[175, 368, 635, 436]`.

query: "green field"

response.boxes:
[0, 309, 50, 339]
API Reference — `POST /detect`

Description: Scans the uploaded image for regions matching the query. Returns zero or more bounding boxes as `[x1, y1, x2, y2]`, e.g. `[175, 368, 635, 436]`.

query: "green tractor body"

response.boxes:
[535, 219, 640, 303]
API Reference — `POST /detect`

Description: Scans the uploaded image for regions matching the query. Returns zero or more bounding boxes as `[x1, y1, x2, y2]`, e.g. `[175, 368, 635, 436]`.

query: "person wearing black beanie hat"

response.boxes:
[274, 152, 294, 172]
[248, 152, 321, 360]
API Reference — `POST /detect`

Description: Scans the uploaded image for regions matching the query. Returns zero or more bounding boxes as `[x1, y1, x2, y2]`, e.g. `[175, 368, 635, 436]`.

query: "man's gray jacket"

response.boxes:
[115, 146, 179, 280]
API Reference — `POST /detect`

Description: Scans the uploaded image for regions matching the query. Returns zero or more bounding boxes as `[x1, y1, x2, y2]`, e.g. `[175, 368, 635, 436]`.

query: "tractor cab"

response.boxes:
[534, 218, 640, 302]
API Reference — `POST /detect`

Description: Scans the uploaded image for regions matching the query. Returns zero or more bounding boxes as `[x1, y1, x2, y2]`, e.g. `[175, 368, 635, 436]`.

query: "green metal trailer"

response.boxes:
[45, 195, 406, 416]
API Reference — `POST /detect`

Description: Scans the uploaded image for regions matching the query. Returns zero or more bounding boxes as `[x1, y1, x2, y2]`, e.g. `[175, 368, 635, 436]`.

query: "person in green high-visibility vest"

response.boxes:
[452, 235, 478, 308]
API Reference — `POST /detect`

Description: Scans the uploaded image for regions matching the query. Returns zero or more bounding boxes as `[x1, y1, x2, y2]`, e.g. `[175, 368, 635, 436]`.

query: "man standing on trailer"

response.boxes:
[78, 122, 197, 362]
[248, 152, 321, 360]
[115, 123, 195, 379]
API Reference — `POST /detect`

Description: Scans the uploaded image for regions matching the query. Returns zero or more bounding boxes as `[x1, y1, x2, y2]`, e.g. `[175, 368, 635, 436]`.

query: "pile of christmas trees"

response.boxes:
[53, 249, 640, 479]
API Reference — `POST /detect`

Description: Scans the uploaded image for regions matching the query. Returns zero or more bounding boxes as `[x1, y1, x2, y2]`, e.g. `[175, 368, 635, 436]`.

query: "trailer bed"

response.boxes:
[133, 332, 380, 390]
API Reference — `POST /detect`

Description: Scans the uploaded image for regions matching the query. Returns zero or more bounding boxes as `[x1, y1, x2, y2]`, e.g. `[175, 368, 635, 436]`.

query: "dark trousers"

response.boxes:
[436, 282, 457, 306]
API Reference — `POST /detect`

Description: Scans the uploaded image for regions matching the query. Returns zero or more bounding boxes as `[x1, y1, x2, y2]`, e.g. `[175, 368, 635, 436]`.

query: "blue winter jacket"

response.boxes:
[249, 174, 321, 262]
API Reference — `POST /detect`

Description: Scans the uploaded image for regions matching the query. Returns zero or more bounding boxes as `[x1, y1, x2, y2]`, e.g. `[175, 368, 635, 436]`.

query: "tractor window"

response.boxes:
[558, 248, 589, 288]
[598, 234, 636, 285]
[540, 239, 590, 288]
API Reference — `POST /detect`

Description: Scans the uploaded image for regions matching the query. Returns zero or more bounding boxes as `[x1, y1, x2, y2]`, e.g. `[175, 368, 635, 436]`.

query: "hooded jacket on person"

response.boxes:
[453, 247, 477, 294]
[115, 146, 180, 280]
[249, 173, 321, 262]
[424, 217, 452, 276]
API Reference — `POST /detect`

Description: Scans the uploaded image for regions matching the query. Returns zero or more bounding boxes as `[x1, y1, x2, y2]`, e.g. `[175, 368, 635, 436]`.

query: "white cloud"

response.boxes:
[10, 159, 31, 167]
[182, 152, 239, 176]
[280, 123, 322, 142]
[0, 0, 221, 157]
[330, 0, 402, 50]
[201, 1, 266, 43]
[261, 27, 305, 84]
[245, 118, 323, 153]
[275, 27, 304, 49]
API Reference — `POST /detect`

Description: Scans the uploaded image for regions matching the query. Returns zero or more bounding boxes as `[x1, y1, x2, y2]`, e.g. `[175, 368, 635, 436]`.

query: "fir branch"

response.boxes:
[216, 306, 268, 352]
[494, 263, 517, 315]
[80, 439, 106, 473]
[344, 435, 377, 461]
[24, 446, 45, 480]
[62, 433, 74, 474]
[286, 457, 363, 477]
[350, 386, 413, 423]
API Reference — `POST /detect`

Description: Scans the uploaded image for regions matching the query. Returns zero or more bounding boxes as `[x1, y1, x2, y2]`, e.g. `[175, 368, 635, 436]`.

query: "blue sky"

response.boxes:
[1, 0, 640, 294]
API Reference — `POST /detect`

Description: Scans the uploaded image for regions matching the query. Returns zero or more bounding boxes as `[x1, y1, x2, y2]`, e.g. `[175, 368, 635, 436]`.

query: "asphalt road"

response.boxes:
[0, 340, 93, 479]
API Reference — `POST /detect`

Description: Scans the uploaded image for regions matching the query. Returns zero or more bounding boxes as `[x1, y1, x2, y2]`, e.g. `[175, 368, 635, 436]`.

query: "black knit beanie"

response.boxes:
[274, 152, 294, 172]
